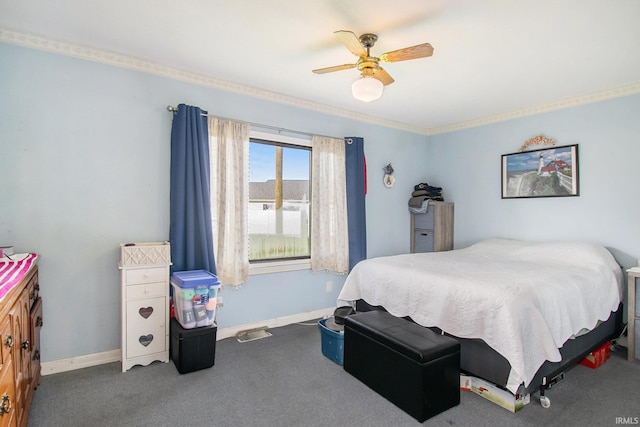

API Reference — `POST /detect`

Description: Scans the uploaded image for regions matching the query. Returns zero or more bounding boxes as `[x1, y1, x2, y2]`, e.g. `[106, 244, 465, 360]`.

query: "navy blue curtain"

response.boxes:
[345, 137, 367, 271]
[169, 104, 216, 274]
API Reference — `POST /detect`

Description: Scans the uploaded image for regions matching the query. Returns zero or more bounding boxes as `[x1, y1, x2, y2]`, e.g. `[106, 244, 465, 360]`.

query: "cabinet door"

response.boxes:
[0, 359, 16, 427]
[126, 297, 167, 358]
[0, 318, 16, 427]
[8, 303, 24, 426]
[0, 319, 11, 376]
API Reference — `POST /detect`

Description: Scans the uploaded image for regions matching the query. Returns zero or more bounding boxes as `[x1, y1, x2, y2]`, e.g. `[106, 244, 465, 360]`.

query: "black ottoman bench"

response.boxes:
[344, 310, 460, 422]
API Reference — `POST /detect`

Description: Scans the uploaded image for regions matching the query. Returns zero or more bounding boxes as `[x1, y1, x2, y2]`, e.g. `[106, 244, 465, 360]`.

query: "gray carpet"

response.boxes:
[28, 321, 639, 427]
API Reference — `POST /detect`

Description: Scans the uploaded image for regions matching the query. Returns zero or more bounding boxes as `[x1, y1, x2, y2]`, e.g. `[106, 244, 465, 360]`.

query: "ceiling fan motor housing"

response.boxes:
[359, 33, 378, 49]
[357, 57, 380, 72]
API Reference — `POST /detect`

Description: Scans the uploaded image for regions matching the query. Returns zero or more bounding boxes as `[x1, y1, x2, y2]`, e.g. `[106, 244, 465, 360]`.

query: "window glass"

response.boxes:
[249, 138, 311, 262]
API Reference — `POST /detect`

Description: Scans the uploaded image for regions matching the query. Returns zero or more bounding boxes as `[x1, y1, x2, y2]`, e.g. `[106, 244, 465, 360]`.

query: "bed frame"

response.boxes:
[356, 299, 624, 401]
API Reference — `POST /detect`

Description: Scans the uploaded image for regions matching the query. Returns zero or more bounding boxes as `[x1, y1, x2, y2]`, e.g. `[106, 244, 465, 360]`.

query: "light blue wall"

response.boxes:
[426, 96, 640, 322]
[426, 94, 640, 267]
[0, 43, 429, 362]
[3, 42, 638, 364]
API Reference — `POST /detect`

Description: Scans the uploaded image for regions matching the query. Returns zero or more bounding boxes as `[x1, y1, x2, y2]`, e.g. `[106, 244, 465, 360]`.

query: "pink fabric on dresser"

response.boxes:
[0, 253, 38, 301]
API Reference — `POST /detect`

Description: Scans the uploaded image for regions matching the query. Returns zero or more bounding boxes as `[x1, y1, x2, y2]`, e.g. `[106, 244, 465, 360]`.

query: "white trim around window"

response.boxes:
[249, 258, 312, 275]
[250, 131, 312, 147]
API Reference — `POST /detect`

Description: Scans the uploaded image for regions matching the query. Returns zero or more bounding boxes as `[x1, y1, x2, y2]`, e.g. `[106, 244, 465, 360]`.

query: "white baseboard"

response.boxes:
[41, 349, 121, 375]
[41, 307, 335, 376]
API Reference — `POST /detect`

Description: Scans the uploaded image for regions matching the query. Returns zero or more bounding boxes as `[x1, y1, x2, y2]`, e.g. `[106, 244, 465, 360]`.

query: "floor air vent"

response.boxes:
[236, 326, 272, 343]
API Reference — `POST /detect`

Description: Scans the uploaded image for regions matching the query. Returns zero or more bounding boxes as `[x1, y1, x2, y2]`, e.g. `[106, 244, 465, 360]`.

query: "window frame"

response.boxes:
[248, 131, 312, 275]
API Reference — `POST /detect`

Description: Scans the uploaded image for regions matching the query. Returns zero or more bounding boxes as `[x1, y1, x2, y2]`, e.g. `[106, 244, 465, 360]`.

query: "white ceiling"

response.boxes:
[2, 0, 640, 133]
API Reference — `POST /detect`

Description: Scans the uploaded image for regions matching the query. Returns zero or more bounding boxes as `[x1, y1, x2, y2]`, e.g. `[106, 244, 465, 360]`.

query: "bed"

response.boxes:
[337, 239, 624, 400]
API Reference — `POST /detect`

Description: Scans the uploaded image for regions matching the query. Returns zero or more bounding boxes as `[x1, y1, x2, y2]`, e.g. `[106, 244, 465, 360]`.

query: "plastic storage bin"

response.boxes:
[170, 318, 217, 374]
[318, 318, 344, 365]
[171, 270, 221, 329]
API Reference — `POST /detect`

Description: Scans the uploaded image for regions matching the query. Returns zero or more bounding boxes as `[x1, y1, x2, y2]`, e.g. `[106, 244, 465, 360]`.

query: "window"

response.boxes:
[248, 132, 311, 271]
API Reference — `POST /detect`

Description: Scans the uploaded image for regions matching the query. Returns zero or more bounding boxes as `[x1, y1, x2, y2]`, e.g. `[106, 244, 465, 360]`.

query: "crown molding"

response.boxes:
[0, 28, 429, 135]
[2, 28, 639, 137]
[427, 83, 640, 135]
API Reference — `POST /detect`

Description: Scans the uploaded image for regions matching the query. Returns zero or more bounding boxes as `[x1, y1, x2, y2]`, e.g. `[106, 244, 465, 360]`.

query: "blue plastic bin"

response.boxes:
[318, 318, 344, 365]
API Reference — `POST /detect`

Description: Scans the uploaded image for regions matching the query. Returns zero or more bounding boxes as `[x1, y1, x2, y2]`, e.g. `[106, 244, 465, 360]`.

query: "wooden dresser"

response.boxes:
[0, 264, 42, 427]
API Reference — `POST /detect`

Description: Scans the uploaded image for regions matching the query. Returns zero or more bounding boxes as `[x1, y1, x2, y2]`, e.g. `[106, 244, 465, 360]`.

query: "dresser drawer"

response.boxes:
[126, 282, 167, 300]
[27, 270, 39, 308]
[635, 319, 640, 361]
[635, 278, 639, 318]
[413, 230, 435, 253]
[125, 267, 168, 285]
[412, 207, 435, 230]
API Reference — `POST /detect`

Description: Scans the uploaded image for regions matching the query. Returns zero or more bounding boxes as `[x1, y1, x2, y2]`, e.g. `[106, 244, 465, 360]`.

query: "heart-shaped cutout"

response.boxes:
[139, 307, 153, 319]
[139, 334, 154, 347]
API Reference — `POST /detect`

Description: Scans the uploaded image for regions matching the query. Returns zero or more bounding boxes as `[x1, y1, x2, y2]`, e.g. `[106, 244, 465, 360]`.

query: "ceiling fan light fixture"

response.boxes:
[352, 75, 383, 102]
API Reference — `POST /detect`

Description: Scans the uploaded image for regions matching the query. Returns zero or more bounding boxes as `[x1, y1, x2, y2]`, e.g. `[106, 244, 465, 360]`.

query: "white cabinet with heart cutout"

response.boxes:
[119, 242, 171, 372]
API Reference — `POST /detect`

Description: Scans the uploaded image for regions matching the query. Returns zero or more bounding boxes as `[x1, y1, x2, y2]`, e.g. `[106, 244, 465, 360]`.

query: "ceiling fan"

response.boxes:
[313, 30, 434, 102]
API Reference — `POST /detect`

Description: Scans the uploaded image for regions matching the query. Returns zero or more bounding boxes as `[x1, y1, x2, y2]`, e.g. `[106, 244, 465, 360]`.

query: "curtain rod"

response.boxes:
[166, 106, 352, 143]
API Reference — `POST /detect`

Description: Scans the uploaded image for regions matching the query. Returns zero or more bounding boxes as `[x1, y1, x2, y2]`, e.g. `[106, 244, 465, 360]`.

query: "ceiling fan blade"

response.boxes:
[312, 63, 356, 74]
[380, 43, 434, 63]
[334, 30, 367, 57]
[372, 67, 395, 86]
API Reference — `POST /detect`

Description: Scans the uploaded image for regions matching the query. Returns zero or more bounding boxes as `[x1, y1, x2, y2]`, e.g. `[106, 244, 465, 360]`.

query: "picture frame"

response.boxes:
[501, 144, 579, 199]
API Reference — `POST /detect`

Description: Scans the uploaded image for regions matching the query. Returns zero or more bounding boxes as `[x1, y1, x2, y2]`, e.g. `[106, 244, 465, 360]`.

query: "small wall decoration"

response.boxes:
[518, 134, 555, 152]
[383, 163, 395, 188]
[501, 144, 579, 199]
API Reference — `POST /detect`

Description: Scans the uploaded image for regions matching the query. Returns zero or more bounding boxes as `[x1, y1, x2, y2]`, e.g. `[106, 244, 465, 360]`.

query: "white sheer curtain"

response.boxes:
[311, 135, 349, 274]
[208, 118, 250, 287]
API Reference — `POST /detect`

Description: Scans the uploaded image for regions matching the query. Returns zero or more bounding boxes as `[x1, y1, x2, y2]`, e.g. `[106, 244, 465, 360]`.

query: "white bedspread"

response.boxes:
[337, 239, 622, 393]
